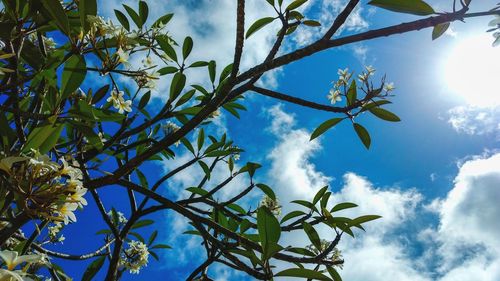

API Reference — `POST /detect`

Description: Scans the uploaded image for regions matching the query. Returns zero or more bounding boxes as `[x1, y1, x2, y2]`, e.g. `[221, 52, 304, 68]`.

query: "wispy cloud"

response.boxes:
[447, 106, 500, 138]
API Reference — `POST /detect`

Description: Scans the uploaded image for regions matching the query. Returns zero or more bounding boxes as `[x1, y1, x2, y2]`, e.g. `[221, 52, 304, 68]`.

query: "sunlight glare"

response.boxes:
[444, 34, 500, 107]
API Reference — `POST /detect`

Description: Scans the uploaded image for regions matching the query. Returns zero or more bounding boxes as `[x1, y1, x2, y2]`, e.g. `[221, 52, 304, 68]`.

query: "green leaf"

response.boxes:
[331, 202, 358, 213]
[313, 186, 328, 205]
[281, 210, 306, 223]
[353, 123, 371, 149]
[139, 0, 149, 26]
[157, 36, 178, 62]
[432, 22, 450, 40]
[186, 187, 209, 197]
[189, 61, 209, 68]
[208, 60, 216, 83]
[158, 66, 178, 75]
[123, 4, 142, 28]
[131, 219, 154, 229]
[135, 169, 149, 188]
[320, 192, 331, 209]
[169, 72, 186, 101]
[182, 36, 193, 60]
[114, 10, 130, 31]
[350, 215, 382, 227]
[138, 91, 151, 109]
[326, 266, 343, 281]
[22, 121, 63, 154]
[275, 268, 332, 281]
[151, 244, 171, 250]
[303, 20, 321, 27]
[152, 13, 174, 28]
[369, 107, 401, 122]
[148, 230, 158, 246]
[310, 118, 343, 141]
[198, 160, 211, 180]
[255, 183, 276, 201]
[266, 0, 275, 6]
[246, 17, 276, 39]
[78, 0, 97, 32]
[368, 0, 435, 16]
[347, 80, 357, 106]
[292, 200, 318, 213]
[61, 54, 87, 100]
[197, 128, 205, 151]
[41, 0, 70, 35]
[81, 256, 105, 281]
[91, 84, 110, 104]
[303, 222, 322, 250]
[257, 207, 281, 259]
[286, 0, 308, 11]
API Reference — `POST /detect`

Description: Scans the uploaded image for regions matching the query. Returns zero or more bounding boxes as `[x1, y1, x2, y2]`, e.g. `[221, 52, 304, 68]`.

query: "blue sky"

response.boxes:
[35, 0, 500, 280]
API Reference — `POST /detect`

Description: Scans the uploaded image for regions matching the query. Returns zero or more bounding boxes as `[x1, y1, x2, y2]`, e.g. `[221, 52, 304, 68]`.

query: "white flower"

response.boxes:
[337, 68, 351, 84]
[233, 154, 240, 161]
[107, 210, 128, 225]
[358, 72, 369, 83]
[57, 203, 78, 224]
[117, 99, 132, 114]
[0, 251, 42, 271]
[384, 82, 395, 92]
[327, 89, 342, 104]
[60, 158, 82, 180]
[115, 47, 129, 64]
[142, 56, 154, 67]
[107, 89, 125, 107]
[0, 269, 23, 281]
[259, 195, 281, 217]
[68, 187, 88, 207]
[365, 65, 376, 75]
[120, 241, 149, 274]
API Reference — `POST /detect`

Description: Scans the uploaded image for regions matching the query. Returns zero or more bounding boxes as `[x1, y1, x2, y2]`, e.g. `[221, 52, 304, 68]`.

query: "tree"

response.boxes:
[0, 0, 498, 280]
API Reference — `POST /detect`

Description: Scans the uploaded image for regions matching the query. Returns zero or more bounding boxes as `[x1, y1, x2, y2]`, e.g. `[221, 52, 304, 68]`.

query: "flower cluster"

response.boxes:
[0, 250, 44, 280]
[133, 71, 159, 89]
[306, 239, 343, 267]
[119, 241, 150, 274]
[259, 195, 281, 217]
[107, 89, 132, 114]
[327, 66, 395, 105]
[0, 152, 88, 226]
[107, 210, 128, 227]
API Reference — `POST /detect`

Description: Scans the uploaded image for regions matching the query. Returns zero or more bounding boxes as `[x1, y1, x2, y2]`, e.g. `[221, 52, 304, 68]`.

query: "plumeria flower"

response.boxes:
[0, 269, 24, 281]
[58, 203, 78, 224]
[115, 47, 129, 64]
[68, 187, 88, 207]
[337, 68, 351, 84]
[358, 72, 369, 83]
[327, 89, 342, 104]
[107, 89, 125, 107]
[0, 250, 42, 271]
[365, 65, 376, 75]
[384, 82, 396, 92]
[120, 241, 149, 274]
[117, 99, 132, 114]
[60, 158, 82, 180]
[142, 56, 154, 67]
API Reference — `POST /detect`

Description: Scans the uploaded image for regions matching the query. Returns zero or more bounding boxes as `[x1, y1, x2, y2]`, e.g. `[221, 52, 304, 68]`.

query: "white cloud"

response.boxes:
[431, 153, 500, 277]
[447, 105, 500, 137]
[265, 104, 331, 204]
[100, 0, 281, 98]
[292, 0, 370, 46]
